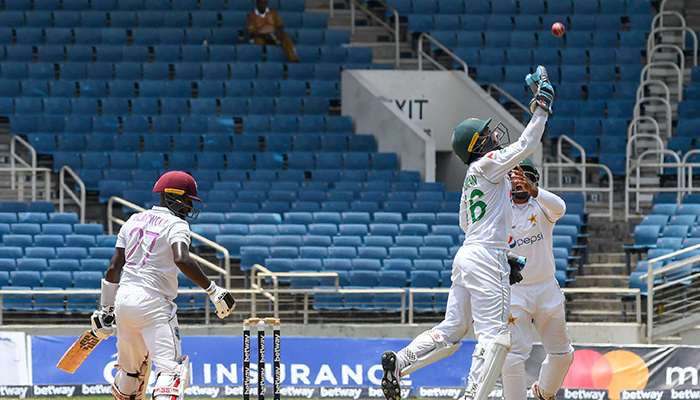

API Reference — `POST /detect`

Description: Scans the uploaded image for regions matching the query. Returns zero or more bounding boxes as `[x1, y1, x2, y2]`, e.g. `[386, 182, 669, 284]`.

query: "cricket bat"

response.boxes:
[56, 330, 102, 374]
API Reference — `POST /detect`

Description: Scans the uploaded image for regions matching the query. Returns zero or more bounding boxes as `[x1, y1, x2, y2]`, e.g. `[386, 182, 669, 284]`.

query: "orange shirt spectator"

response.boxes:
[246, 0, 299, 62]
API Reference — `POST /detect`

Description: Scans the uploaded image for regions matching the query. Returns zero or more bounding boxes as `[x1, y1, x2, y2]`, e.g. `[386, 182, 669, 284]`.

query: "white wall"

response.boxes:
[341, 70, 435, 182]
[341, 70, 542, 186]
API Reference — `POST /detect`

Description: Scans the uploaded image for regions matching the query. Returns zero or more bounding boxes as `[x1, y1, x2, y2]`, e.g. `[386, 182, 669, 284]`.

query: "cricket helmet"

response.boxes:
[153, 171, 201, 221]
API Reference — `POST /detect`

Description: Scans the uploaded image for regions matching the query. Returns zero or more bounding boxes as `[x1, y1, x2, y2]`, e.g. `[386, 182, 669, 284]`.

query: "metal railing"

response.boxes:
[349, 0, 400, 67]
[638, 243, 700, 343]
[251, 264, 407, 323]
[634, 96, 673, 139]
[647, 26, 698, 66]
[0, 287, 262, 326]
[636, 79, 670, 104]
[562, 288, 642, 324]
[653, 9, 684, 28]
[417, 32, 468, 72]
[640, 62, 682, 108]
[539, 135, 614, 221]
[628, 116, 661, 139]
[8, 136, 52, 202]
[683, 149, 700, 194]
[647, 44, 685, 88]
[106, 196, 232, 289]
[625, 150, 684, 220]
[0, 281, 641, 327]
[487, 84, 531, 115]
[626, 133, 665, 178]
[58, 165, 86, 224]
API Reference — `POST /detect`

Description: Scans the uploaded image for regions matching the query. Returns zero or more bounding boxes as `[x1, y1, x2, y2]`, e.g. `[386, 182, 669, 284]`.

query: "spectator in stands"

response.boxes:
[92, 171, 236, 400]
[246, 0, 300, 62]
[502, 159, 574, 400]
[379, 66, 555, 400]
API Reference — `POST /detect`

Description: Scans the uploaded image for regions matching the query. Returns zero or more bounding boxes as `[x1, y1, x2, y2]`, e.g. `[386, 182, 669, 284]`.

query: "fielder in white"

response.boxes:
[380, 66, 555, 400]
[90, 171, 236, 400]
[502, 160, 574, 400]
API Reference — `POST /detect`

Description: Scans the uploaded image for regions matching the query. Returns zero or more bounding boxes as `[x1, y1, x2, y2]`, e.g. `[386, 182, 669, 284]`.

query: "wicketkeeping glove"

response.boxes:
[91, 306, 115, 339]
[507, 253, 526, 285]
[525, 65, 555, 115]
[206, 282, 236, 319]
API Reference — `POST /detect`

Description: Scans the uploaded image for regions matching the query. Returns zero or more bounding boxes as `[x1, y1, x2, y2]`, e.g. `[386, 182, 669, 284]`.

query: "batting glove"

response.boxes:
[206, 282, 236, 319]
[91, 306, 115, 339]
[507, 252, 526, 285]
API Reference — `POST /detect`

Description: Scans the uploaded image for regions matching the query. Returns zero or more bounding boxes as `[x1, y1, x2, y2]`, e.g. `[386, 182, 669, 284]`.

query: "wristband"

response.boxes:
[100, 279, 119, 308]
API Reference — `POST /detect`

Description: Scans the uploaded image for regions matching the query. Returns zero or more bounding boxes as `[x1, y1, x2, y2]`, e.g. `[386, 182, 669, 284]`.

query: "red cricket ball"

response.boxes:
[552, 22, 565, 37]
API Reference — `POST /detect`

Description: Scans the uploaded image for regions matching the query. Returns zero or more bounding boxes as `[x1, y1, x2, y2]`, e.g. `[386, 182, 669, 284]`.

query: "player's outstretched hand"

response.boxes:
[91, 307, 115, 339]
[525, 65, 555, 115]
[206, 282, 236, 319]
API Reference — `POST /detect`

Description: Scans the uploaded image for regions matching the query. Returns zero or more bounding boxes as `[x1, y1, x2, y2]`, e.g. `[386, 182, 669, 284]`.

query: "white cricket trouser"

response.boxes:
[114, 289, 182, 377]
[502, 278, 573, 400]
[433, 245, 510, 393]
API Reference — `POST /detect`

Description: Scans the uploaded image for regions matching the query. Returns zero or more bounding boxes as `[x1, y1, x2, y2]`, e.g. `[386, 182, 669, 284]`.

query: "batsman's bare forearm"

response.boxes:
[172, 242, 212, 289]
[104, 248, 125, 283]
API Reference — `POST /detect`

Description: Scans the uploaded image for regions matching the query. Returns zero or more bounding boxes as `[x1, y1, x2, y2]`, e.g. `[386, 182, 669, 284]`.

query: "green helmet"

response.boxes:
[451, 117, 493, 164]
[518, 157, 539, 184]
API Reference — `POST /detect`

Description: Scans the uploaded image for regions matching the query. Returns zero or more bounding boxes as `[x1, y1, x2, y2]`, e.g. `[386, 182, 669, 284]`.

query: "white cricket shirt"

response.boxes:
[509, 189, 566, 285]
[460, 109, 547, 250]
[116, 206, 191, 300]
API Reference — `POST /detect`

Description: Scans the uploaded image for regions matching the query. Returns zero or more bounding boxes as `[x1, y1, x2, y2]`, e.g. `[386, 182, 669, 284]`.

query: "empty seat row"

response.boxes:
[2, 42, 361, 64]
[0, 201, 55, 213]
[651, 203, 700, 217]
[0, 269, 103, 287]
[122, 167, 419, 184]
[385, 0, 650, 16]
[11, 115, 352, 136]
[195, 221, 459, 239]
[209, 223, 463, 242]
[0, 245, 113, 259]
[0, 79, 342, 101]
[5, 96, 334, 117]
[1, 222, 103, 234]
[475, 64, 640, 86]
[194, 209, 455, 224]
[0, 10, 322, 30]
[182, 188, 451, 205]
[55, 150, 398, 171]
[0, 211, 78, 223]
[0, 27, 346, 47]
[0, 0, 306, 12]
[466, 48, 641, 69]
[116, 194, 459, 214]
[0, 245, 114, 264]
[31, 132, 373, 154]
[108, 196, 458, 214]
[416, 27, 634, 51]
[0, 61, 350, 81]
[420, 14, 626, 33]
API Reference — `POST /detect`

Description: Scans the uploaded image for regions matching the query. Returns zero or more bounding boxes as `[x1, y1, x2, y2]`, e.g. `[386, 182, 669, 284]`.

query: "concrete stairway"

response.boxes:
[304, 0, 419, 69]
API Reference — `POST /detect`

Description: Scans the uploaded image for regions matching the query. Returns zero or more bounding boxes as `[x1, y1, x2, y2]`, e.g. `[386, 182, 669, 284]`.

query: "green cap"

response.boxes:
[451, 117, 492, 164]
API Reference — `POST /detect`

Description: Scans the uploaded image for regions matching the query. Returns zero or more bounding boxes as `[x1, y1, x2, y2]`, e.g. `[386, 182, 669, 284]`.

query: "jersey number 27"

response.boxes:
[126, 227, 160, 267]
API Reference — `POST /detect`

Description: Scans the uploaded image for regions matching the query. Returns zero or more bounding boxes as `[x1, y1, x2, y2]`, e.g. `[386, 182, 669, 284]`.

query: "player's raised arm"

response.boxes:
[484, 66, 555, 180]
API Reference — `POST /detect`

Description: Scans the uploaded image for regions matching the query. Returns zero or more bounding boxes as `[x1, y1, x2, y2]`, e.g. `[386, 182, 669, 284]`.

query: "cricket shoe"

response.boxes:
[381, 351, 402, 400]
[532, 381, 557, 400]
